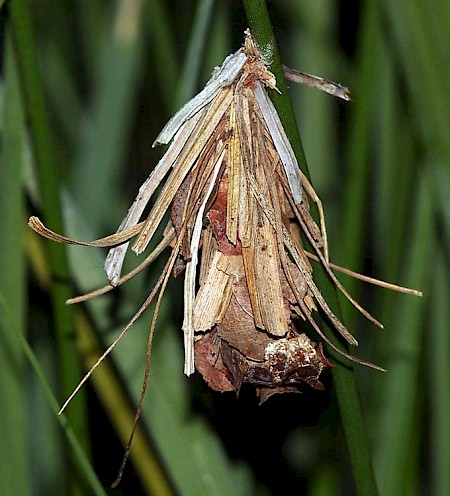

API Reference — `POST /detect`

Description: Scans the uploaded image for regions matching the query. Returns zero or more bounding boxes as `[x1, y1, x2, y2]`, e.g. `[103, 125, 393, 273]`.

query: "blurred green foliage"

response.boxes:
[1, 1, 448, 495]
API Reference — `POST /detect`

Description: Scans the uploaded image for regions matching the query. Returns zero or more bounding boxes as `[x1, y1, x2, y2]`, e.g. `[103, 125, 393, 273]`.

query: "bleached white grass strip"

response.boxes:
[132, 89, 233, 255]
[193, 251, 230, 331]
[254, 82, 303, 204]
[104, 113, 204, 285]
[154, 51, 247, 146]
[182, 148, 226, 375]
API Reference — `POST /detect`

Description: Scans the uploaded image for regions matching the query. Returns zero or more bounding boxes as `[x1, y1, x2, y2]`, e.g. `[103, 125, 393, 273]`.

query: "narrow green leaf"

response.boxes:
[429, 248, 450, 496]
[71, 1, 145, 227]
[202, 1, 231, 82]
[286, 0, 341, 197]
[373, 172, 432, 496]
[175, 0, 215, 108]
[9, 0, 90, 488]
[0, 34, 29, 496]
[146, 0, 179, 104]
[242, 2, 379, 494]
[337, 0, 381, 307]
[0, 293, 107, 496]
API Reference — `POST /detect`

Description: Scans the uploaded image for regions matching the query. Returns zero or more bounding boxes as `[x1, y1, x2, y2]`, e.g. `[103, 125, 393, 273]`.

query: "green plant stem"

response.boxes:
[337, 0, 380, 296]
[147, 0, 179, 106]
[9, 0, 90, 490]
[0, 34, 29, 496]
[175, 0, 215, 108]
[0, 293, 106, 496]
[242, 0, 308, 173]
[242, 1, 378, 494]
[429, 248, 450, 496]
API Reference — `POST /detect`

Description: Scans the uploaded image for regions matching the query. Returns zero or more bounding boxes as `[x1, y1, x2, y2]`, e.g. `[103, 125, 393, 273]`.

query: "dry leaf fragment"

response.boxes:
[283, 65, 352, 101]
[220, 334, 332, 403]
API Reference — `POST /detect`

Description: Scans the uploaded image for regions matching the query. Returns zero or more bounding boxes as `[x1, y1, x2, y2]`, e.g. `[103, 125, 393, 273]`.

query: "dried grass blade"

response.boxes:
[235, 83, 254, 247]
[105, 113, 204, 285]
[303, 251, 423, 296]
[199, 227, 215, 284]
[254, 82, 303, 204]
[253, 217, 287, 336]
[183, 148, 226, 375]
[298, 171, 330, 263]
[133, 88, 233, 255]
[283, 66, 352, 101]
[241, 243, 263, 329]
[28, 216, 144, 247]
[193, 251, 233, 330]
[252, 121, 288, 336]
[154, 50, 247, 146]
[235, 87, 264, 327]
[67, 224, 175, 304]
[246, 171, 358, 346]
[226, 102, 241, 244]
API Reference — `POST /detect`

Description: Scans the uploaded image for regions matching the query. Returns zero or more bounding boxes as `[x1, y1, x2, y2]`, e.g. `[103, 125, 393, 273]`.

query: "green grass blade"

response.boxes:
[242, 1, 378, 494]
[175, 0, 215, 108]
[202, 1, 231, 82]
[429, 248, 450, 496]
[0, 293, 107, 496]
[368, 34, 417, 425]
[431, 158, 450, 251]
[287, 1, 341, 196]
[71, 1, 145, 227]
[0, 34, 29, 496]
[242, 0, 307, 169]
[336, 0, 382, 320]
[9, 0, 90, 488]
[382, 0, 450, 156]
[146, 0, 179, 105]
[373, 172, 432, 496]
[73, 0, 108, 80]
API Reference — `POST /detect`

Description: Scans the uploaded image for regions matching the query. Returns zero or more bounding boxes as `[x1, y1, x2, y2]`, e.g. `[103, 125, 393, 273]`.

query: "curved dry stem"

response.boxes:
[281, 178, 384, 328]
[58, 257, 172, 415]
[299, 170, 330, 264]
[28, 216, 145, 247]
[112, 244, 178, 488]
[67, 226, 175, 304]
[303, 251, 423, 297]
[305, 308, 386, 372]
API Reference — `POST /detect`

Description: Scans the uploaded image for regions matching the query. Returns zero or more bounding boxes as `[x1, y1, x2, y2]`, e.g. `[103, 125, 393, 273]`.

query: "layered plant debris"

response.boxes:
[29, 30, 421, 405]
